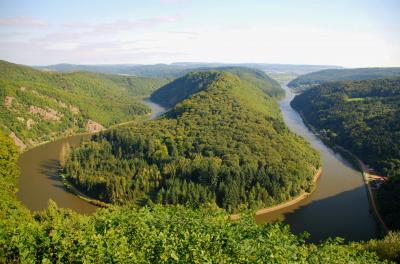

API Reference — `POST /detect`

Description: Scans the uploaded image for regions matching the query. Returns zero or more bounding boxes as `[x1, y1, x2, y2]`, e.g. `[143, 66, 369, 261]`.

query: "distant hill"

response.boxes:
[35, 62, 340, 78]
[150, 67, 283, 108]
[288, 68, 400, 91]
[37, 63, 190, 78]
[0, 60, 169, 149]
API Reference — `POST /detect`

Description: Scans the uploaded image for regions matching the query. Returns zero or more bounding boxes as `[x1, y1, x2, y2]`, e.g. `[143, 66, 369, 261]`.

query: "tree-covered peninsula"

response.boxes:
[62, 71, 321, 212]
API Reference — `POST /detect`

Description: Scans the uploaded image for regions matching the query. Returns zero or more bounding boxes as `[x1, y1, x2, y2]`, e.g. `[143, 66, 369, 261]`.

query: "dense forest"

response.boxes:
[288, 68, 400, 91]
[291, 78, 400, 229]
[0, 60, 169, 149]
[62, 71, 320, 212]
[1, 131, 399, 263]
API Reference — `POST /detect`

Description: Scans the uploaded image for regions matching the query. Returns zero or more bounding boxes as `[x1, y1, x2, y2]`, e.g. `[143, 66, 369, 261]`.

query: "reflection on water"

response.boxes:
[255, 85, 378, 242]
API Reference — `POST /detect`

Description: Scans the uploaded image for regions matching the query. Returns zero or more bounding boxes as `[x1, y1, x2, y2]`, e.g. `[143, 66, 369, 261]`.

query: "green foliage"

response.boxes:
[64, 72, 320, 212]
[291, 77, 400, 230]
[151, 68, 284, 108]
[0, 130, 394, 263]
[362, 231, 400, 262]
[204, 67, 284, 98]
[377, 174, 400, 230]
[288, 68, 400, 91]
[0, 60, 169, 148]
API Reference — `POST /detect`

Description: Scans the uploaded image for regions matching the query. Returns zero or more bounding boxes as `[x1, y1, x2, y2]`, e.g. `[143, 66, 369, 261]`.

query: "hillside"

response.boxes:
[2, 119, 399, 263]
[291, 78, 400, 229]
[62, 71, 320, 212]
[288, 68, 400, 91]
[150, 67, 283, 108]
[0, 60, 169, 149]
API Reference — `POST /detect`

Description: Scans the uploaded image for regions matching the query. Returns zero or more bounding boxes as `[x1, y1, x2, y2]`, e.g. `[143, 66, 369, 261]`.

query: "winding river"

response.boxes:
[17, 90, 378, 242]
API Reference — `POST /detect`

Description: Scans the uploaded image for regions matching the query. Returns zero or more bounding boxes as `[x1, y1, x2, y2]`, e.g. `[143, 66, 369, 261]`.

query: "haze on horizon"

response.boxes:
[0, 0, 399, 68]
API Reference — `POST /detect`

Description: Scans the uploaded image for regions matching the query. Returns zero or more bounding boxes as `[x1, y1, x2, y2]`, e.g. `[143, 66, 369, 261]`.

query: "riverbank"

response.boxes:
[333, 146, 389, 234]
[291, 106, 388, 235]
[59, 174, 110, 208]
[231, 167, 322, 220]
[256, 168, 322, 215]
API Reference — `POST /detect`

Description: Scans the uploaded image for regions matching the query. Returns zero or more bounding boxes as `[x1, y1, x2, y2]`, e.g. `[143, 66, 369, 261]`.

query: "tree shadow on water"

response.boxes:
[39, 159, 60, 180]
[39, 159, 67, 190]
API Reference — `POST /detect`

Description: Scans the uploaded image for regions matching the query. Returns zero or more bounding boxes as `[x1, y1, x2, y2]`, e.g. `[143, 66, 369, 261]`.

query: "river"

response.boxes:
[255, 85, 378, 242]
[17, 91, 378, 241]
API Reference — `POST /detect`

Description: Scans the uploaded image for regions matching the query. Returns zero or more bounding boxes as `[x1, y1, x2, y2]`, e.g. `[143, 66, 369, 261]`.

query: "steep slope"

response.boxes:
[0, 60, 168, 149]
[150, 67, 283, 108]
[63, 72, 320, 212]
[291, 77, 400, 229]
[288, 68, 400, 91]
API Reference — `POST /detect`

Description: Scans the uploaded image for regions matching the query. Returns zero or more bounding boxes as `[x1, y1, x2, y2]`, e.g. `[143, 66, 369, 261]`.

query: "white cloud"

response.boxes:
[0, 20, 399, 66]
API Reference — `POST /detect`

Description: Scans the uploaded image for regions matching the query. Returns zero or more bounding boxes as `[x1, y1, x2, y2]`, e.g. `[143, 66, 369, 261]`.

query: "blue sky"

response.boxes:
[0, 0, 399, 67]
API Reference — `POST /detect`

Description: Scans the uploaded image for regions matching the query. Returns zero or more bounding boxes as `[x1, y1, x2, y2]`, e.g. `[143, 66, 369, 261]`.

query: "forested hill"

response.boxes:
[291, 77, 400, 229]
[0, 60, 169, 149]
[63, 71, 320, 212]
[150, 67, 283, 108]
[288, 68, 400, 91]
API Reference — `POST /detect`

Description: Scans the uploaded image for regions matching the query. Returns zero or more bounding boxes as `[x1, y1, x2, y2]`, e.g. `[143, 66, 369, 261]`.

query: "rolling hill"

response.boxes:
[150, 67, 284, 108]
[0, 60, 169, 149]
[36, 62, 340, 78]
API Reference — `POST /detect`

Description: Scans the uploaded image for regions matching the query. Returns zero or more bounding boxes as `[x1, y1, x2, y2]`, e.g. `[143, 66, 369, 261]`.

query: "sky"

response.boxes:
[0, 0, 399, 67]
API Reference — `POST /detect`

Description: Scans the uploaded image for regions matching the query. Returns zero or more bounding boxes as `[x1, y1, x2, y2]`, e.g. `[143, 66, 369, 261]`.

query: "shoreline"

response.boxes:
[60, 174, 110, 208]
[256, 168, 322, 215]
[291, 106, 389, 235]
[230, 167, 322, 220]
[332, 146, 389, 234]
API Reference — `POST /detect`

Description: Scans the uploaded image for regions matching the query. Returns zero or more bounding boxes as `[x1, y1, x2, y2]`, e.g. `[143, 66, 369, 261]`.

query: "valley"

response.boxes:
[1, 1, 399, 262]
[1, 61, 398, 262]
